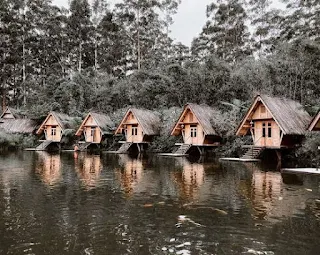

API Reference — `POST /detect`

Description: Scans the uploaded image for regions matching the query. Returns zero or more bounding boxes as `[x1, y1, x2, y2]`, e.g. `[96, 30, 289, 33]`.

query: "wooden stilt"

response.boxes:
[275, 150, 282, 169]
[197, 146, 205, 156]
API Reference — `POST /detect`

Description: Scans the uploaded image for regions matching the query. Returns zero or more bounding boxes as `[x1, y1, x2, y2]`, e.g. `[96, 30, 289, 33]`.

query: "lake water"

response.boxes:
[0, 151, 319, 255]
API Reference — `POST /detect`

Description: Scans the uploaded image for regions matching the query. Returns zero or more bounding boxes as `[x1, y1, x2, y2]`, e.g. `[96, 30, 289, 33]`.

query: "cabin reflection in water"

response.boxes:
[172, 158, 205, 201]
[115, 155, 144, 198]
[35, 152, 61, 186]
[240, 163, 308, 222]
[74, 153, 102, 188]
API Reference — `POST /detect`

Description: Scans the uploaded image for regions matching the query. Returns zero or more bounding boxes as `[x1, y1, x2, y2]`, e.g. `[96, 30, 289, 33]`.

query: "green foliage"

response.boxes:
[296, 133, 320, 166]
[0, 132, 37, 150]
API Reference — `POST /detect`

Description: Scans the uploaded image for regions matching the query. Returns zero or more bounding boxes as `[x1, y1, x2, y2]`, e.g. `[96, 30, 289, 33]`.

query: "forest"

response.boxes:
[1, 0, 320, 160]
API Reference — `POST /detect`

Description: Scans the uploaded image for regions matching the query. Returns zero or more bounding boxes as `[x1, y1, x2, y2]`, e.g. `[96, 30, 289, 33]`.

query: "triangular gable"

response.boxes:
[0, 107, 17, 119]
[308, 110, 320, 131]
[36, 112, 63, 135]
[75, 112, 101, 136]
[115, 109, 139, 135]
[236, 96, 285, 136]
[170, 105, 201, 136]
[171, 104, 220, 136]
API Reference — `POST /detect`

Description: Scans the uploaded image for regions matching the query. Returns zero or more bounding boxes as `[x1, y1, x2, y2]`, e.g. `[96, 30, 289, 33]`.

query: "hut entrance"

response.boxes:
[253, 120, 280, 147]
[85, 126, 100, 143]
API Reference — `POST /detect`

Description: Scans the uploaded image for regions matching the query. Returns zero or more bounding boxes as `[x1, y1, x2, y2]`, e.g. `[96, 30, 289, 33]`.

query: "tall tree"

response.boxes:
[279, 0, 320, 42]
[192, 0, 252, 63]
[68, 0, 93, 73]
[115, 0, 164, 70]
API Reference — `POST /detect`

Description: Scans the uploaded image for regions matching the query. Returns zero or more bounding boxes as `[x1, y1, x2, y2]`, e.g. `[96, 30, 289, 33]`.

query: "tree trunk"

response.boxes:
[94, 31, 98, 71]
[22, 29, 26, 107]
[137, 6, 141, 70]
[78, 40, 82, 73]
[2, 88, 6, 113]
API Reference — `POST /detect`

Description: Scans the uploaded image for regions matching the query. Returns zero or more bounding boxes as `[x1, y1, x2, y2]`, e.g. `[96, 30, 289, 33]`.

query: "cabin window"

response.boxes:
[261, 105, 266, 114]
[132, 125, 138, 136]
[51, 127, 56, 136]
[190, 125, 197, 137]
[91, 127, 95, 137]
[268, 123, 272, 138]
[262, 123, 266, 137]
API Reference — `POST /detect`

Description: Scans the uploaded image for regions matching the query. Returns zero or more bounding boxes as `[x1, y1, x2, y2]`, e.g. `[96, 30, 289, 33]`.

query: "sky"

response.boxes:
[52, 0, 285, 46]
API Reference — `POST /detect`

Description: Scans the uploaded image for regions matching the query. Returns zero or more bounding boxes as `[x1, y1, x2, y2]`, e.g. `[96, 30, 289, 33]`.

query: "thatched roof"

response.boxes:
[171, 103, 221, 136]
[308, 110, 320, 131]
[236, 95, 311, 136]
[0, 107, 23, 119]
[115, 108, 161, 136]
[76, 112, 115, 136]
[51, 112, 76, 129]
[0, 119, 37, 134]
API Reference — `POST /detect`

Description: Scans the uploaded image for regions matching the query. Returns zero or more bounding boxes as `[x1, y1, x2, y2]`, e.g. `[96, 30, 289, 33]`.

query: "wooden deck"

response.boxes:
[219, 157, 261, 162]
[281, 168, 320, 175]
[157, 153, 187, 157]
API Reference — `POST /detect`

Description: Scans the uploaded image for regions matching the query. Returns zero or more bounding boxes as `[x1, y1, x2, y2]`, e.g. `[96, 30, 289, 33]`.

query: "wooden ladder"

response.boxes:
[174, 144, 192, 155]
[241, 147, 265, 159]
[117, 142, 133, 153]
[36, 141, 53, 151]
[78, 142, 92, 151]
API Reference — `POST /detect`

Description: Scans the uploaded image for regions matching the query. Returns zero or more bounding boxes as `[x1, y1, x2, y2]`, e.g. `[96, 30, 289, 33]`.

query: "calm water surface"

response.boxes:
[0, 151, 320, 255]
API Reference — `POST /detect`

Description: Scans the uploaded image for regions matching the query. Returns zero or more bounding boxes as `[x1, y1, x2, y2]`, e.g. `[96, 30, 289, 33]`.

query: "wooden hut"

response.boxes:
[0, 107, 37, 134]
[0, 107, 23, 119]
[115, 108, 161, 153]
[236, 95, 311, 160]
[308, 110, 320, 131]
[75, 112, 115, 151]
[170, 103, 222, 155]
[36, 112, 76, 150]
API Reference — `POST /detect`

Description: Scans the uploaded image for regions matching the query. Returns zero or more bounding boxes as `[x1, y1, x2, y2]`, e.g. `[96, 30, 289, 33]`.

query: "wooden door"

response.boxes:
[254, 121, 280, 147]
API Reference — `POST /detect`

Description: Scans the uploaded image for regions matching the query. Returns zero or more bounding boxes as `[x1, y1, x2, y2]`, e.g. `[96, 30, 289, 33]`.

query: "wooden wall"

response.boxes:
[251, 103, 282, 147]
[180, 110, 205, 145]
[82, 115, 102, 143]
[123, 112, 144, 143]
[43, 115, 62, 142]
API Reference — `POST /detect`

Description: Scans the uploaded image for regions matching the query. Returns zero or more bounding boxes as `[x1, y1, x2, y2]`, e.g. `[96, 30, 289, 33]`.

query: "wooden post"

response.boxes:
[275, 150, 282, 169]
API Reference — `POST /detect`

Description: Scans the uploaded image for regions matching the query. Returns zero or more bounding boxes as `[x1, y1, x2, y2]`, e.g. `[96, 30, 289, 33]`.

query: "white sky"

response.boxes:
[52, 0, 285, 46]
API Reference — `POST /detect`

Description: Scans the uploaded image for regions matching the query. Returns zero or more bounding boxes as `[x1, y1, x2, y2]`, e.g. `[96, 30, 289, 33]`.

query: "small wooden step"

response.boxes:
[241, 147, 265, 160]
[35, 141, 54, 151]
[117, 142, 133, 153]
[174, 144, 192, 155]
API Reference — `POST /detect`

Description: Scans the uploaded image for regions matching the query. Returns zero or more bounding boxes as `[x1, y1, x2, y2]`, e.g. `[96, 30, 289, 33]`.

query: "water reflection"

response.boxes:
[241, 163, 312, 222]
[115, 154, 144, 198]
[172, 158, 205, 201]
[35, 151, 62, 186]
[0, 152, 320, 254]
[74, 153, 102, 189]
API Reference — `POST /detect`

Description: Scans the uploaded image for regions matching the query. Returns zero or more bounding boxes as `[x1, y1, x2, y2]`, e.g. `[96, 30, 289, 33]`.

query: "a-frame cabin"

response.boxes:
[236, 95, 311, 160]
[0, 107, 23, 119]
[0, 107, 37, 135]
[75, 112, 115, 151]
[36, 112, 76, 151]
[170, 103, 221, 155]
[114, 108, 161, 153]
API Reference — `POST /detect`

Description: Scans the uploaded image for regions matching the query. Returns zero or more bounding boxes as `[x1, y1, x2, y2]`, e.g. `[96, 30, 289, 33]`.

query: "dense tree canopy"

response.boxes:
[0, 0, 319, 122]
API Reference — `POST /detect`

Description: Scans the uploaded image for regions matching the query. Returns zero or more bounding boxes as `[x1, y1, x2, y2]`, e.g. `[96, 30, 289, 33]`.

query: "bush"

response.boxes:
[296, 132, 320, 166]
